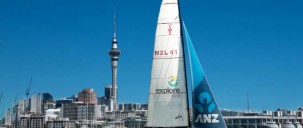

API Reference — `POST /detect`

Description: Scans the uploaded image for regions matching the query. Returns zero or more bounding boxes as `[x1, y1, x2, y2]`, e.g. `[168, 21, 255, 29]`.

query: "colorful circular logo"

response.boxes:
[168, 76, 179, 87]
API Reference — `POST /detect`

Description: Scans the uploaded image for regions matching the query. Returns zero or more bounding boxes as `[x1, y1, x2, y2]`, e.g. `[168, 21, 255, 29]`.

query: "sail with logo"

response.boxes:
[146, 0, 189, 127]
[183, 23, 227, 128]
[147, 0, 227, 127]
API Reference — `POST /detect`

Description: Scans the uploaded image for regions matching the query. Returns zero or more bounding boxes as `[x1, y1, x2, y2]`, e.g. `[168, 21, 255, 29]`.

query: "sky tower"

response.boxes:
[109, 13, 120, 111]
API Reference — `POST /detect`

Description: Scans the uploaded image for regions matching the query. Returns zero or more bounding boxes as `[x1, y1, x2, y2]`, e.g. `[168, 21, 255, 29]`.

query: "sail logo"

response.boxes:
[155, 76, 180, 94]
[195, 92, 220, 123]
[168, 24, 172, 35]
[155, 88, 180, 94]
[168, 76, 178, 87]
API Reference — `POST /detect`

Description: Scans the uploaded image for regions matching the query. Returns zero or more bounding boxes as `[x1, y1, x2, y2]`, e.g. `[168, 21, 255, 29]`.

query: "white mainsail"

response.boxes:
[147, 0, 189, 127]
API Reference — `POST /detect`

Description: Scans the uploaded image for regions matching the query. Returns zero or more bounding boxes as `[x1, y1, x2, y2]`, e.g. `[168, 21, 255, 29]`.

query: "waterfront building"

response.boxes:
[75, 121, 103, 128]
[45, 119, 76, 128]
[61, 103, 100, 121]
[78, 88, 97, 105]
[140, 104, 148, 110]
[118, 103, 144, 111]
[124, 116, 146, 128]
[106, 110, 147, 120]
[222, 109, 303, 128]
[104, 120, 124, 128]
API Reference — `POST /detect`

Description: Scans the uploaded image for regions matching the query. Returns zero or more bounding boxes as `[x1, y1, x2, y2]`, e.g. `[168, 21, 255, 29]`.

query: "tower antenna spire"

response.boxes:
[113, 7, 117, 42]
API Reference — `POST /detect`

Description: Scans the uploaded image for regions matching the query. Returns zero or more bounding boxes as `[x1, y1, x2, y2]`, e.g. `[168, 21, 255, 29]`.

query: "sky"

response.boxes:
[0, 0, 303, 117]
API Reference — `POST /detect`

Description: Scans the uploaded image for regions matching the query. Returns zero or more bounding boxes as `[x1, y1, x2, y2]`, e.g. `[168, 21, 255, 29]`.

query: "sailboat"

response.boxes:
[147, 0, 227, 128]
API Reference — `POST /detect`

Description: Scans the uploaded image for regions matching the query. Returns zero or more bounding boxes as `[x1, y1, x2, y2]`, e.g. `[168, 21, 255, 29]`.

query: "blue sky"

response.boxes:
[0, 0, 303, 117]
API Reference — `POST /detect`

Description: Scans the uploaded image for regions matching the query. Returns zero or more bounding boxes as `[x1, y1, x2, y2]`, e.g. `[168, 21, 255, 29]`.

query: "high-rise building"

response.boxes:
[42, 93, 53, 102]
[43, 102, 56, 113]
[56, 98, 73, 108]
[18, 99, 26, 115]
[108, 12, 121, 111]
[62, 103, 100, 121]
[5, 108, 12, 126]
[97, 96, 113, 112]
[77, 88, 97, 104]
[77, 105, 95, 121]
[68, 95, 78, 102]
[42, 93, 54, 113]
[105, 85, 112, 99]
[62, 103, 78, 121]
[100, 105, 109, 117]
[30, 93, 43, 114]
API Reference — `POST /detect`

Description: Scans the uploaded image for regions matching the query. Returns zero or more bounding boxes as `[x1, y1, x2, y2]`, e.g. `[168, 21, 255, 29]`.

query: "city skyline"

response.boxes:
[1, 0, 303, 117]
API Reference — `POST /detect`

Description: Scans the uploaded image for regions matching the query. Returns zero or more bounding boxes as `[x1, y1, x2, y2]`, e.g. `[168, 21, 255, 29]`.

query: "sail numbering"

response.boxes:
[147, 0, 227, 128]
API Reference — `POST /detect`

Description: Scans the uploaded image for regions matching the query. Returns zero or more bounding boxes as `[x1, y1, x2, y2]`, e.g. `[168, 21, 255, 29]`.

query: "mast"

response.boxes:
[178, 0, 191, 126]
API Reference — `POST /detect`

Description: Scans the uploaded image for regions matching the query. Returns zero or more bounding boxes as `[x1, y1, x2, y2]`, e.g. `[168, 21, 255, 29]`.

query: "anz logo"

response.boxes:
[195, 92, 220, 124]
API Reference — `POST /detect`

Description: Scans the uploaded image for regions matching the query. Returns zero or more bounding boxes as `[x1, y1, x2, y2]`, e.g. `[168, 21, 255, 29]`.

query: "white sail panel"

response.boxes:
[147, 0, 189, 127]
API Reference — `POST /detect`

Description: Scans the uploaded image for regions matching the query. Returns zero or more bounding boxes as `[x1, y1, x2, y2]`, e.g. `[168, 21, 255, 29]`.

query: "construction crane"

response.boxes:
[14, 94, 18, 122]
[25, 78, 32, 114]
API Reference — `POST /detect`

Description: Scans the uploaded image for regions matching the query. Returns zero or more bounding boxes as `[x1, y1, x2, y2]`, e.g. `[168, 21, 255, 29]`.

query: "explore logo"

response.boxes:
[168, 76, 178, 87]
[195, 92, 220, 123]
[155, 76, 180, 94]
